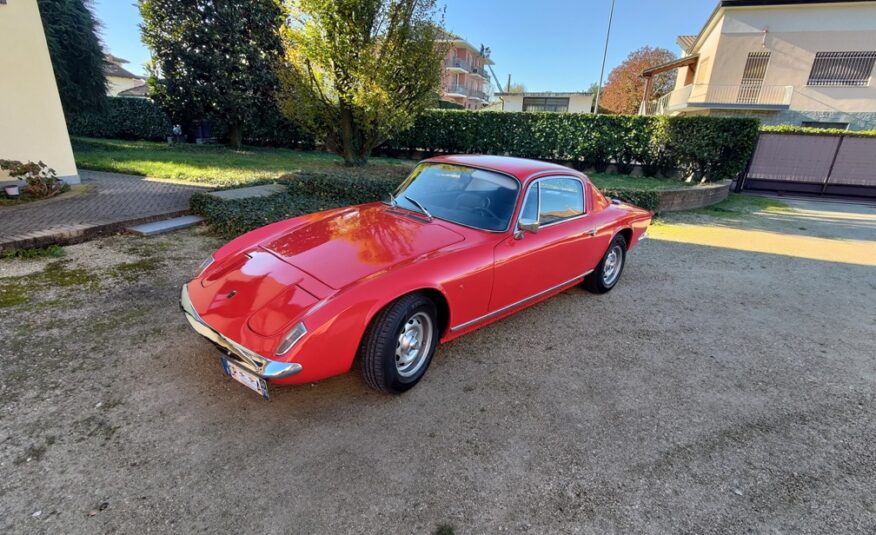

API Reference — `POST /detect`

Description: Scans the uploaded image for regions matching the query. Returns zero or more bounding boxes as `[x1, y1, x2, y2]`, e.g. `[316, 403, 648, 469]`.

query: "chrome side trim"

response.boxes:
[449, 270, 593, 332]
[180, 284, 303, 380]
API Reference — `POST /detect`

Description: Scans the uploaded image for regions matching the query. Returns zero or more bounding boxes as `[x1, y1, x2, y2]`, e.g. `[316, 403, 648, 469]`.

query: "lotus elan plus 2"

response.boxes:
[181, 155, 652, 397]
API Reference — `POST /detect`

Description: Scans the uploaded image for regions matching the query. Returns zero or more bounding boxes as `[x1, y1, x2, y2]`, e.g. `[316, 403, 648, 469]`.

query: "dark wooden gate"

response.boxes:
[739, 132, 876, 199]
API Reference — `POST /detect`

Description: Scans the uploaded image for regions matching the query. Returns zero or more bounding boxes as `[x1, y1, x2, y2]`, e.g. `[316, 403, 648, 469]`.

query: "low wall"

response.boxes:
[656, 180, 730, 213]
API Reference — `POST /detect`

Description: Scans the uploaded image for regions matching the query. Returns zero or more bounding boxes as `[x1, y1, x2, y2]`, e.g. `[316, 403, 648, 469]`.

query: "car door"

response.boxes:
[489, 176, 600, 311]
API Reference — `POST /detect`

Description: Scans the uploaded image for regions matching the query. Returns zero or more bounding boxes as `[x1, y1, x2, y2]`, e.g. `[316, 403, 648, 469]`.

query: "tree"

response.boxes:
[277, 0, 447, 166]
[600, 46, 676, 115]
[140, 0, 286, 148]
[506, 83, 526, 93]
[37, 0, 107, 115]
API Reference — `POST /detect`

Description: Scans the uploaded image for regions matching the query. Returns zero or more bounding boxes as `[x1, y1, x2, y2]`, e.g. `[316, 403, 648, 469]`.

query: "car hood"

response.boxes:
[259, 203, 466, 289]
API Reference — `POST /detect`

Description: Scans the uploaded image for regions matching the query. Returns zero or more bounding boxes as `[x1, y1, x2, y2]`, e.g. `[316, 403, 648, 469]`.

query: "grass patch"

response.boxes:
[589, 173, 692, 191]
[111, 258, 163, 281]
[694, 193, 790, 218]
[72, 137, 413, 187]
[0, 261, 97, 309]
[1, 245, 65, 259]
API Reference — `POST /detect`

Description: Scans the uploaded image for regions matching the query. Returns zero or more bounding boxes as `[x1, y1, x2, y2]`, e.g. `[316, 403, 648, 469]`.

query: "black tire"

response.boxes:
[584, 234, 627, 294]
[358, 293, 439, 394]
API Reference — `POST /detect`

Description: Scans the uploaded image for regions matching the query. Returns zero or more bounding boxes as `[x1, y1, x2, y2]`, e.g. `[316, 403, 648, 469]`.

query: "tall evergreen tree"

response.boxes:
[140, 0, 286, 148]
[37, 0, 108, 115]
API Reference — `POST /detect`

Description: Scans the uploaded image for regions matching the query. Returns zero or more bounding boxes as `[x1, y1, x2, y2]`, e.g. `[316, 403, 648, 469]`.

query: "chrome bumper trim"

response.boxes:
[180, 284, 303, 380]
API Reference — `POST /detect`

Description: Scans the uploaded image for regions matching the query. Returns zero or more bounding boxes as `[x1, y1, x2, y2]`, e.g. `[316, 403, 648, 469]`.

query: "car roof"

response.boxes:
[423, 155, 581, 182]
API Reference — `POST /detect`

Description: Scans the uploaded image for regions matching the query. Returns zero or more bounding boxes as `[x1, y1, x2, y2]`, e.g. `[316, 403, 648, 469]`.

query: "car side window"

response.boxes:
[519, 183, 539, 224]
[538, 178, 584, 224]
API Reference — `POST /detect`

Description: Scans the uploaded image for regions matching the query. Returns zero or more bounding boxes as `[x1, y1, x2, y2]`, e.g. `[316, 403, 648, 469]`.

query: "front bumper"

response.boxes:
[180, 284, 303, 380]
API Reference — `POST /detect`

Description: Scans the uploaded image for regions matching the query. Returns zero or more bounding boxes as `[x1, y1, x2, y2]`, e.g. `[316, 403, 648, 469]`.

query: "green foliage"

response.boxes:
[67, 97, 172, 141]
[278, 0, 447, 165]
[667, 116, 760, 182]
[140, 0, 287, 148]
[760, 125, 876, 137]
[37, 0, 107, 114]
[0, 160, 65, 199]
[1, 245, 65, 260]
[387, 111, 759, 182]
[598, 188, 662, 213]
[190, 170, 406, 237]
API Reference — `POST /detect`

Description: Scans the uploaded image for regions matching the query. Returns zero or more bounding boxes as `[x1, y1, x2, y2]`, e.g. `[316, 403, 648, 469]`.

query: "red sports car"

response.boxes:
[181, 155, 651, 397]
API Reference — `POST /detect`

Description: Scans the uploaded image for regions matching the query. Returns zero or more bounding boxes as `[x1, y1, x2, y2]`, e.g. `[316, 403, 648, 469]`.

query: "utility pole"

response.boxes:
[594, 0, 616, 115]
[506, 74, 511, 93]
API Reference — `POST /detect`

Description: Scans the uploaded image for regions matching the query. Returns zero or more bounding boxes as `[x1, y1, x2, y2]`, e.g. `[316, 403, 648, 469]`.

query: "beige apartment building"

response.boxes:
[439, 33, 494, 109]
[641, 0, 876, 130]
[0, 0, 79, 183]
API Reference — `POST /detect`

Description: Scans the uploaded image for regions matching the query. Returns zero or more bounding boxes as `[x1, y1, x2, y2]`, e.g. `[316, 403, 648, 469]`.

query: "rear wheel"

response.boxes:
[584, 234, 627, 294]
[358, 293, 438, 394]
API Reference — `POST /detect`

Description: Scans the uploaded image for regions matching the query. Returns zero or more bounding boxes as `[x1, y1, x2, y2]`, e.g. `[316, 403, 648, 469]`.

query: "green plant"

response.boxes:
[760, 125, 876, 138]
[67, 97, 172, 141]
[665, 116, 760, 182]
[278, 0, 447, 165]
[0, 160, 65, 199]
[600, 188, 661, 212]
[1, 245, 65, 260]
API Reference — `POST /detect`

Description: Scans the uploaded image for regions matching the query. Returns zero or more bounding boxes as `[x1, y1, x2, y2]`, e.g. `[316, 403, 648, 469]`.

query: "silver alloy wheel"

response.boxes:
[395, 312, 434, 378]
[602, 244, 624, 286]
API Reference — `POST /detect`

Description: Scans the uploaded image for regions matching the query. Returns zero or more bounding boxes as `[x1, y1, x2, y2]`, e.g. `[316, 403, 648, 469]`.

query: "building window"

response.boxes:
[801, 121, 849, 130]
[738, 52, 770, 104]
[522, 97, 569, 112]
[807, 52, 876, 87]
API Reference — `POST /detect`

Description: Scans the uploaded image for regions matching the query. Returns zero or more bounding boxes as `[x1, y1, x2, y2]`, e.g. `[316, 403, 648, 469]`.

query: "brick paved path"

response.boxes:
[0, 170, 207, 250]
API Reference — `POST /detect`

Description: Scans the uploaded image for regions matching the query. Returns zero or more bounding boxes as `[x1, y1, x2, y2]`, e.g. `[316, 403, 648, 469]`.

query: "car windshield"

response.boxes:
[392, 163, 520, 231]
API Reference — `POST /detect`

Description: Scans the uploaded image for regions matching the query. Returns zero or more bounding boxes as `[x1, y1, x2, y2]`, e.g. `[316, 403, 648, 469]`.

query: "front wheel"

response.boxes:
[358, 293, 438, 394]
[584, 234, 627, 294]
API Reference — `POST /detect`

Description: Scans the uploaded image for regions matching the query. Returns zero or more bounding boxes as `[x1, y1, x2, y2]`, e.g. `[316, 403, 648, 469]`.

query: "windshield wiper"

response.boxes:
[403, 195, 433, 220]
[387, 191, 398, 207]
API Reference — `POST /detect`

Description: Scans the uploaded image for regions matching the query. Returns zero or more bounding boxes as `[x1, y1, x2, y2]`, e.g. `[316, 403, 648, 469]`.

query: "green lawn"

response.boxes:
[71, 137, 414, 187]
[587, 173, 693, 191]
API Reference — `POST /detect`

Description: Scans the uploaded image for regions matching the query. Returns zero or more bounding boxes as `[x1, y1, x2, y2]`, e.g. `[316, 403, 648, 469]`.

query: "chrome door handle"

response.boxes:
[587, 229, 597, 236]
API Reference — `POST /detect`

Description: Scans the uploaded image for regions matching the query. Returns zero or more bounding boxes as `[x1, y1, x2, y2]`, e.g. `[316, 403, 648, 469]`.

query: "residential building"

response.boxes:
[641, 0, 876, 130]
[0, 0, 78, 184]
[497, 92, 594, 113]
[439, 33, 494, 109]
[105, 54, 147, 97]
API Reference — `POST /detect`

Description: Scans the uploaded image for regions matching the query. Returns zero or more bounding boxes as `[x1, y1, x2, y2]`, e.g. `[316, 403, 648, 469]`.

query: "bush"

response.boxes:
[760, 125, 876, 138]
[191, 170, 406, 237]
[67, 97, 172, 141]
[386, 111, 759, 182]
[666, 116, 760, 183]
[599, 188, 661, 213]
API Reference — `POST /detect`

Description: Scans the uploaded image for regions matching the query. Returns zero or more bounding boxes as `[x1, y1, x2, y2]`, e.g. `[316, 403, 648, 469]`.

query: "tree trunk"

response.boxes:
[227, 121, 243, 150]
[339, 104, 367, 166]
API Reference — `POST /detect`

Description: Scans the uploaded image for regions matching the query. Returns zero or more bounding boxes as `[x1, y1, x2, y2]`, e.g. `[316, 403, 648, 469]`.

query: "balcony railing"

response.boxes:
[470, 89, 488, 101]
[469, 67, 489, 79]
[645, 84, 794, 115]
[445, 84, 469, 97]
[448, 58, 472, 72]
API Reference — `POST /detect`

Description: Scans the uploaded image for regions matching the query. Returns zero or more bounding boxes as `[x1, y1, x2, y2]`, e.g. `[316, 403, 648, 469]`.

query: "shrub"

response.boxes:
[666, 116, 760, 182]
[599, 188, 661, 213]
[386, 111, 759, 182]
[67, 97, 172, 141]
[760, 125, 876, 137]
[0, 160, 66, 199]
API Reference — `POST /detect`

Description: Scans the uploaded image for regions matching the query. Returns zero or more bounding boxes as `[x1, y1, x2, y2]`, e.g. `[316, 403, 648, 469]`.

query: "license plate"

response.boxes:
[222, 358, 269, 400]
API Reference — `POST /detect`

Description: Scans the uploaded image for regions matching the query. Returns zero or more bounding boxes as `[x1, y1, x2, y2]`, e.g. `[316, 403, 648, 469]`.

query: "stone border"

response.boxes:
[655, 180, 731, 213]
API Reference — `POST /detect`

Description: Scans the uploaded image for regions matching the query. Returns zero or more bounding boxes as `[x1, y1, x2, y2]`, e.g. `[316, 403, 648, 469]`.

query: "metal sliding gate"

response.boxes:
[739, 133, 876, 199]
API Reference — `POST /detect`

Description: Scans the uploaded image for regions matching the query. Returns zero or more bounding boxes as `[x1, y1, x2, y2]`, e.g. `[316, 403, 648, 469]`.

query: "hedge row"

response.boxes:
[67, 97, 171, 141]
[191, 170, 405, 237]
[761, 125, 876, 138]
[67, 97, 315, 148]
[386, 111, 760, 182]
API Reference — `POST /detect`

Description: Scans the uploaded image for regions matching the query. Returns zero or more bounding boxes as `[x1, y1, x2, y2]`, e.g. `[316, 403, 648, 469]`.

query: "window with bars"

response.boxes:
[807, 52, 876, 87]
[738, 52, 770, 104]
[522, 97, 569, 113]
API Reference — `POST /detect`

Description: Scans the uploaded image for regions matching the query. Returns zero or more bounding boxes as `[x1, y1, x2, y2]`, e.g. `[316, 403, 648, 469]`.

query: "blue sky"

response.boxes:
[92, 0, 715, 91]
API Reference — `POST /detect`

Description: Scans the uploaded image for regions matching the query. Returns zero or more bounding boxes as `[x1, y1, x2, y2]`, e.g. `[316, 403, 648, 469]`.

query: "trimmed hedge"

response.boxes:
[67, 97, 171, 141]
[761, 125, 876, 138]
[386, 111, 759, 182]
[599, 188, 661, 213]
[191, 170, 405, 237]
[67, 96, 314, 148]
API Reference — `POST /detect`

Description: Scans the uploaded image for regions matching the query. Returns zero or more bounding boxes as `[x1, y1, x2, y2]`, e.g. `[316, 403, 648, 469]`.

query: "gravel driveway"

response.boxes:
[2, 200, 875, 534]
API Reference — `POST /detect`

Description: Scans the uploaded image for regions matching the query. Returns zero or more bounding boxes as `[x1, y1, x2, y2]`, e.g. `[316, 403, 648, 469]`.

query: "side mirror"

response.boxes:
[515, 221, 539, 239]
[611, 198, 623, 205]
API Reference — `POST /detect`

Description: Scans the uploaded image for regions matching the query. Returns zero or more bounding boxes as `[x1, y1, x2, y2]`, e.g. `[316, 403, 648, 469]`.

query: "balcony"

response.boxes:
[645, 84, 794, 116]
[445, 84, 469, 97]
[469, 89, 488, 101]
[469, 67, 489, 79]
[446, 58, 472, 73]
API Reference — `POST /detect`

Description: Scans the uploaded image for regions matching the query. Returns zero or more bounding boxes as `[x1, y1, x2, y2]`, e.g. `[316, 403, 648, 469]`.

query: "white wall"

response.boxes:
[0, 0, 78, 183]
[501, 94, 593, 113]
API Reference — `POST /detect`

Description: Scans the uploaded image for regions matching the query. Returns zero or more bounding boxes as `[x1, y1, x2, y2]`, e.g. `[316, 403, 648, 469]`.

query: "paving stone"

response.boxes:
[206, 183, 286, 201]
[127, 215, 204, 236]
[0, 170, 208, 250]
